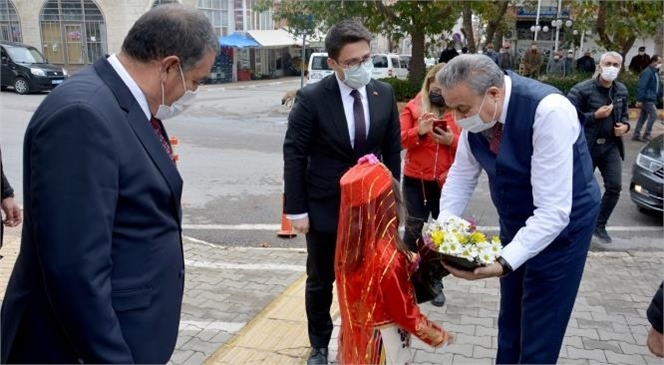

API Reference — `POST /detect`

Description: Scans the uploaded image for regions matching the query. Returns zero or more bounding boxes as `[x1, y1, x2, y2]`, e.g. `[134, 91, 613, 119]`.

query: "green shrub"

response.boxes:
[541, 72, 640, 107]
[377, 78, 422, 102]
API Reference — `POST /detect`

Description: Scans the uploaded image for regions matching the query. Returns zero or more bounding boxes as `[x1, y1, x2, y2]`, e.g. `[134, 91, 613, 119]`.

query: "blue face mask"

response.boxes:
[342, 59, 373, 89]
[456, 92, 498, 133]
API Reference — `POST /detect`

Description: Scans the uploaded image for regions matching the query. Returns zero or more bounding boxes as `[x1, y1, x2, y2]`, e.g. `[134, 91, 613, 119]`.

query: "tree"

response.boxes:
[268, 0, 461, 83]
[573, 0, 662, 65]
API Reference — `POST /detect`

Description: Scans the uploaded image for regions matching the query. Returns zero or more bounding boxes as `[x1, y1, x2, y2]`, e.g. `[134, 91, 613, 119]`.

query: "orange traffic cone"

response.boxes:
[169, 136, 179, 163]
[277, 194, 297, 238]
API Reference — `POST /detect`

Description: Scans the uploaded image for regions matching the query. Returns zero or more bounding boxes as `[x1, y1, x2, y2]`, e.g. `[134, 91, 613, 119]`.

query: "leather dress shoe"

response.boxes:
[307, 347, 328, 365]
[431, 280, 446, 307]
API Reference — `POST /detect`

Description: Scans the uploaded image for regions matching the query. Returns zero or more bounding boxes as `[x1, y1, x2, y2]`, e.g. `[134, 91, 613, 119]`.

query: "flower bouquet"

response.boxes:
[421, 215, 503, 271]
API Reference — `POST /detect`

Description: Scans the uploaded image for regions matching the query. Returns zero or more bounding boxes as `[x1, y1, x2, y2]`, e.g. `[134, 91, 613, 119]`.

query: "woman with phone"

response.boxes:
[399, 62, 460, 307]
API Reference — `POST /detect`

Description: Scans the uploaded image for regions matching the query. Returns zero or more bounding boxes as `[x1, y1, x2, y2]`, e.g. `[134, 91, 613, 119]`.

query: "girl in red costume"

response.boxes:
[335, 154, 455, 364]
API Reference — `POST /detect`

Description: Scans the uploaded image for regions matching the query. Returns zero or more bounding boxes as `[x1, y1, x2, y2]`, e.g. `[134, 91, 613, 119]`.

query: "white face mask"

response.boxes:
[456, 93, 498, 133]
[342, 59, 373, 90]
[601, 66, 619, 82]
[655, 63, 662, 70]
[155, 63, 197, 120]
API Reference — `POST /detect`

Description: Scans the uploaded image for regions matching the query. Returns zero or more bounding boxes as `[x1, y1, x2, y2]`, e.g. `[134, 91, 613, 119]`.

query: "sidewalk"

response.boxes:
[2, 231, 662, 365]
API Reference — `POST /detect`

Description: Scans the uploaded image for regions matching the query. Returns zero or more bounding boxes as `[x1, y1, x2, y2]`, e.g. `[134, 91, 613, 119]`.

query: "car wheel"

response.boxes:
[13, 77, 29, 94]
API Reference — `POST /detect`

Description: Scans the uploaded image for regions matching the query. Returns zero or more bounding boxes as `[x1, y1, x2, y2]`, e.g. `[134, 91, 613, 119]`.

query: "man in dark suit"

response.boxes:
[0, 4, 217, 363]
[283, 20, 402, 365]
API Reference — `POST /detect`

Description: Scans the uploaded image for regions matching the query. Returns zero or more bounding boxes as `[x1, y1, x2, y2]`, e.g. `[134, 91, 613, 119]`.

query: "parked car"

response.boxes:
[307, 52, 334, 85]
[372, 53, 408, 80]
[629, 134, 664, 214]
[399, 54, 412, 70]
[0, 41, 68, 94]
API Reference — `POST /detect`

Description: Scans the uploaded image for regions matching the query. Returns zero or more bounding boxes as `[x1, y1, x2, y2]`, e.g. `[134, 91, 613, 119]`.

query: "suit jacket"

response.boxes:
[1, 57, 185, 364]
[283, 75, 401, 234]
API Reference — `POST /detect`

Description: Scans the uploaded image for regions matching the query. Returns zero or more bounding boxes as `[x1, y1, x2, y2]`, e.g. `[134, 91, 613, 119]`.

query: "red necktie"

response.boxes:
[490, 123, 503, 155]
[150, 116, 176, 163]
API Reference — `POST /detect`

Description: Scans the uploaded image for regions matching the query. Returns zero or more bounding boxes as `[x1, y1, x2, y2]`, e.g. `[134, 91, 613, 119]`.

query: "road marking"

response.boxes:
[182, 224, 663, 232]
[185, 259, 305, 272]
[180, 319, 245, 333]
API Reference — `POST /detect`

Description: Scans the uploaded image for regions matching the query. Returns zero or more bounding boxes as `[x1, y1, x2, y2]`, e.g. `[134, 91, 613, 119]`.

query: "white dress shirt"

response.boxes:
[440, 75, 580, 270]
[107, 53, 151, 121]
[287, 75, 371, 221]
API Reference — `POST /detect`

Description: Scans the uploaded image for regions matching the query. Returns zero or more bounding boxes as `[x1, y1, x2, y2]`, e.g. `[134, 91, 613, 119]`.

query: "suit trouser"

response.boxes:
[402, 176, 441, 252]
[496, 225, 594, 364]
[305, 229, 337, 348]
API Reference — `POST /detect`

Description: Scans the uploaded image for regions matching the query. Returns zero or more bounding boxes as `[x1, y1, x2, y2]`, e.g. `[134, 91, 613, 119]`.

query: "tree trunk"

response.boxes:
[409, 28, 426, 83]
[462, 2, 475, 53]
[484, 0, 509, 49]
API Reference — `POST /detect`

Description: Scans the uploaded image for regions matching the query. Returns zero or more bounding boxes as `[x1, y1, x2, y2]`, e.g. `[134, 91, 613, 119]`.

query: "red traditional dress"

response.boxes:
[335, 155, 453, 364]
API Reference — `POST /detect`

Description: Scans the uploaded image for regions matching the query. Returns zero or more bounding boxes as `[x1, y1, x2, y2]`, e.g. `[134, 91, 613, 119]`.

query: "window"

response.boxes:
[372, 55, 388, 68]
[197, 0, 228, 36]
[39, 0, 106, 67]
[390, 57, 400, 68]
[0, 0, 22, 42]
[152, 0, 178, 8]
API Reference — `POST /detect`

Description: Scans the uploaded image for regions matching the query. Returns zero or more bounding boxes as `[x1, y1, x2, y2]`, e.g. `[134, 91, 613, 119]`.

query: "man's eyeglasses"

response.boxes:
[337, 55, 372, 72]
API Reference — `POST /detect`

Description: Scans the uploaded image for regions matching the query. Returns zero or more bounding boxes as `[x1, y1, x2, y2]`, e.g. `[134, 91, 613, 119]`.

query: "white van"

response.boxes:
[372, 53, 408, 80]
[307, 52, 334, 85]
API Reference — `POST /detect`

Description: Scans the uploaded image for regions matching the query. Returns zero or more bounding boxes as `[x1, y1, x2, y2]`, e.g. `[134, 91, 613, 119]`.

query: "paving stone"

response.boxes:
[180, 338, 224, 355]
[182, 351, 207, 365]
[581, 338, 622, 353]
[604, 350, 647, 365]
[558, 358, 590, 365]
[454, 333, 493, 348]
[566, 327, 600, 340]
[591, 312, 628, 325]
[445, 343, 474, 357]
[460, 314, 494, 327]
[169, 349, 195, 365]
[473, 345, 496, 359]
[577, 318, 614, 331]
[565, 346, 607, 362]
[451, 354, 492, 365]
[413, 350, 453, 364]
[620, 342, 655, 356]
[597, 329, 637, 344]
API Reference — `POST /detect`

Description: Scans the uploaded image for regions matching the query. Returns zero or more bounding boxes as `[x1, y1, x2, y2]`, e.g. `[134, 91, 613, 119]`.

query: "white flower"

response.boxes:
[478, 247, 496, 264]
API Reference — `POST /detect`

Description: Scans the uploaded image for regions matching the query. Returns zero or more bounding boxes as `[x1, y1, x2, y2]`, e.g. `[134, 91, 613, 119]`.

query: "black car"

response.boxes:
[0, 41, 68, 94]
[630, 134, 664, 213]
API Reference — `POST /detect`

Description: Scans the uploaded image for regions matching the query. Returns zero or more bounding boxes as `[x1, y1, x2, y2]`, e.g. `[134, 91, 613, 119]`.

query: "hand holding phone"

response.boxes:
[433, 119, 447, 135]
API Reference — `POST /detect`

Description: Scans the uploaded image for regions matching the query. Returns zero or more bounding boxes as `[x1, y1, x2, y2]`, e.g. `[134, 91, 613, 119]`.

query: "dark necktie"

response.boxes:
[489, 123, 503, 155]
[150, 116, 176, 163]
[350, 90, 367, 154]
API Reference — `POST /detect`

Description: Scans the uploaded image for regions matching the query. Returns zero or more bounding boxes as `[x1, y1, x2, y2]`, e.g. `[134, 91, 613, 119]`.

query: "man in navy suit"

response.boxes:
[283, 20, 402, 365]
[0, 4, 217, 363]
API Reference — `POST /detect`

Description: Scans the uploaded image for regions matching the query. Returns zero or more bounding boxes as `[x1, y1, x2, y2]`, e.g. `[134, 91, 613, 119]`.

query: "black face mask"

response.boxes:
[429, 91, 446, 108]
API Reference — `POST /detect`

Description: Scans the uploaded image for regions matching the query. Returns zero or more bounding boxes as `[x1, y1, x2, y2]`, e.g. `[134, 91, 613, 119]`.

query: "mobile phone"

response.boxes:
[433, 120, 447, 134]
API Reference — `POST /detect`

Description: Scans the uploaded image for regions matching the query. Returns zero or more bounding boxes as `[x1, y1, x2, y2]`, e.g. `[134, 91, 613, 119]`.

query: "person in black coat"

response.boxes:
[0, 148, 22, 247]
[283, 19, 401, 365]
[439, 43, 459, 63]
[1, 4, 218, 363]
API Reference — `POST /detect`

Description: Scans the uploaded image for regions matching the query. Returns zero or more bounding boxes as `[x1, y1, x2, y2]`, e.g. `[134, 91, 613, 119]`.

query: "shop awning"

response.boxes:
[218, 32, 261, 48]
[247, 29, 304, 48]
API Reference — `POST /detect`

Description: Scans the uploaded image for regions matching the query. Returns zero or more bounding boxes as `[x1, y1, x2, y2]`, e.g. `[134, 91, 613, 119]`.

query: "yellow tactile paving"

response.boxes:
[205, 274, 339, 365]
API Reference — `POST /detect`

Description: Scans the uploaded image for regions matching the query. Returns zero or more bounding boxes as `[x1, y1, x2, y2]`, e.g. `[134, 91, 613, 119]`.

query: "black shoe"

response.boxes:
[431, 280, 446, 307]
[593, 225, 612, 244]
[643, 136, 652, 142]
[307, 347, 328, 365]
[632, 136, 643, 142]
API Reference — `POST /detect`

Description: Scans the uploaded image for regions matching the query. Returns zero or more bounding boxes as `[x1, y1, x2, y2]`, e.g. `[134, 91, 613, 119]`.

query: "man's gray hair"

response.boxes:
[599, 51, 623, 65]
[122, 4, 218, 71]
[435, 54, 504, 96]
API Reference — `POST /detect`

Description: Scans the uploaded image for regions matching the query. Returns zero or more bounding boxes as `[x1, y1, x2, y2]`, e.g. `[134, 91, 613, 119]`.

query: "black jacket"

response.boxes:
[283, 75, 402, 233]
[567, 76, 630, 160]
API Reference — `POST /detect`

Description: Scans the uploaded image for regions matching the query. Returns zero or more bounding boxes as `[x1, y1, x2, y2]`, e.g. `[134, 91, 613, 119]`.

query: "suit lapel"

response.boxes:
[93, 58, 183, 222]
[323, 76, 354, 154]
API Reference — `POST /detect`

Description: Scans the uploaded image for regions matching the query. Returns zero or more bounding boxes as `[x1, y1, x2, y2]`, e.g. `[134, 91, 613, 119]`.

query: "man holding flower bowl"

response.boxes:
[434, 54, 601, 364]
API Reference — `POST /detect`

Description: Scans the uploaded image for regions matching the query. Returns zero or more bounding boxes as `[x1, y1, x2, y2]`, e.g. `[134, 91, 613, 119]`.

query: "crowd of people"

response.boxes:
[0, 4, 663, 365]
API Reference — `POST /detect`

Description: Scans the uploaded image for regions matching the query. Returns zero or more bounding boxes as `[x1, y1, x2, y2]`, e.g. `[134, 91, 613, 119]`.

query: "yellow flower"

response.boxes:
[455, 232, 468, 244]
[431, 229, 445, 247]
[469, 231, 486, 244]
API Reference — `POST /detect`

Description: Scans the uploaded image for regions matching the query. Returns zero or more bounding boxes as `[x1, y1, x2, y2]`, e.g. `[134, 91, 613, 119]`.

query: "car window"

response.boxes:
[311, 56, 330, 70]
[372, 55, 388, 68]
[5, 45, 46, 64]
[390, 57, 400, 68]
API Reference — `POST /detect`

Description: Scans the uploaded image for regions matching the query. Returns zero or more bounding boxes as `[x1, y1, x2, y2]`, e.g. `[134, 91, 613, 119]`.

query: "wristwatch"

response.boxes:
[496, 256, 513, 277]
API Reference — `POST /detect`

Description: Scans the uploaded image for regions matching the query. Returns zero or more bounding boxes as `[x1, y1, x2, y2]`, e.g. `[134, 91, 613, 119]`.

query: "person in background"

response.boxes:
[647, 281, 663, 358]
[564, 49, 576, 77]
[283, 19, 402, 365]
[335, 155, 454, 364]
[499, 42, 514, 71]
[400, 63, 460, 307]
[461, 46, 469, 55]
[576, 50, 597, 75]
[567, 51, 630, 244]
[439, 43, 458, 64]
[629, 46, 651, 75]
[484, 43, 500, 65]
[546, 51, 566, 77]
[436, 54, 600, 364]
[632, 55, 663, 142]
[1, 148, 22, 247]
[1, 4, 218, 363]
[522, 43, 543, 79]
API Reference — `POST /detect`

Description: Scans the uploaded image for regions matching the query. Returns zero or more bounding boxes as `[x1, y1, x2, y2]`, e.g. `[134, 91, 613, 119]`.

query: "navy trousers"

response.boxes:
[496, 219, 596, 364]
